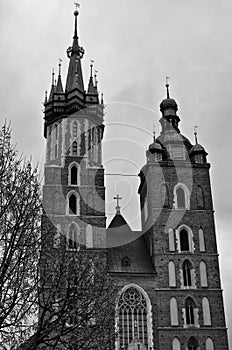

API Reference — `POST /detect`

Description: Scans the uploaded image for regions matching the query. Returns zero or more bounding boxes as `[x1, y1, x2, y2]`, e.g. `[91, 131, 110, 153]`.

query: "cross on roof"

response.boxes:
[114, 194, 122, 214]
[114, 194, 122, 207]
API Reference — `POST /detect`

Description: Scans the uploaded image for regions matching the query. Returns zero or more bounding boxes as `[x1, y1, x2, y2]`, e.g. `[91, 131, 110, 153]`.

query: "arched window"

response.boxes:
[177, 226, 194, 253]
[168, 261, 176, 287]
[180, 229, 189, 251]
[86, 224, 93, 248]
[72, 121, 78, 138]
[185, 298, 195, 325]
[168, 228, 175, 251]
[117, 285, 153, 350]
[182, 260, 193, 287]
[202, 297, 211, 325]
[187, 336, 199, 350]
[67, 222, 80, 250]
[200, 261, 208, 287]
[72, 141, 78, 156]
[170, 297, 178, 326]
[206, 337, 214, 350]
[68, 162, 80, 186]
[197, 185, 205, 209]
[176, 187, 185, 208]
[199, 228, 205, 252]
[172, 337, 181, 350]
[174, 183, 190, 209]
[68, 192, 80, 215]
[161, 184, 169, 208]
[71, 165, 77, 185]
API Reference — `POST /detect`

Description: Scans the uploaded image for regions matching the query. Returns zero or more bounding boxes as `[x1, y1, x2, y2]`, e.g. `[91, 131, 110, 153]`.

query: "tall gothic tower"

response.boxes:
[137, 84, 229, 350]
[42, 7, 106, 255]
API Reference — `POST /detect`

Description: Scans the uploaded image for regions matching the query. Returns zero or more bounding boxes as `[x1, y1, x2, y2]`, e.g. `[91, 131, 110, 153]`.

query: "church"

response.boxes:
[41, 6, 229, 350]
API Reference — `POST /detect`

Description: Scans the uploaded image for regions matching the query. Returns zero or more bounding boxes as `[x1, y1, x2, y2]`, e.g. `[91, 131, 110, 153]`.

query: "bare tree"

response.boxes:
[0, 122, 41, 348]
[31, 249, 117, 350]
[0, 123, 117, 350]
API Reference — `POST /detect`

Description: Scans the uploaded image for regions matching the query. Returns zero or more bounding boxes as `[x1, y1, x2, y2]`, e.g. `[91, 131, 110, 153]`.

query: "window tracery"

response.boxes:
[118, 287, 149, 350]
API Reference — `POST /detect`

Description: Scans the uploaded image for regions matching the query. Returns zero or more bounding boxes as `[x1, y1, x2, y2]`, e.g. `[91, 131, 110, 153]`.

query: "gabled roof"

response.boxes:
[106, 212, 154, 274]
[107, 234, 154, 274]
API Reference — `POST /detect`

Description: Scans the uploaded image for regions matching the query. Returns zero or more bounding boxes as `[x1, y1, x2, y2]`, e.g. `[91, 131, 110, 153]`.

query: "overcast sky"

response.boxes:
[0, 0, 231, 346]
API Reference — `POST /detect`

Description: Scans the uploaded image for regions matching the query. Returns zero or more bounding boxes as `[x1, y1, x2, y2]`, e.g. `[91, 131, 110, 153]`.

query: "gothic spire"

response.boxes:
[48, 69, 56, 101]
[65, 6, 85, 93]
[56, 60, 64, 93]
[87, 60, 96, 94]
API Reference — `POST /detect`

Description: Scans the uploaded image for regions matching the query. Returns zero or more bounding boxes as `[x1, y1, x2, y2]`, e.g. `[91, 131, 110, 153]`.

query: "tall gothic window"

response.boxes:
[176, 187, 185, 208]
[68, 193, 80, 215]
[118, 286, 150, 350]
[71, 165, 77, 185]
[187, 337, 199, 350]
[68, 163, 80, 186]
[183, 260, 193, 287]
[185, 298, 195, 325]
[174, 183, 190, 209]
[180, 229, 189, 251]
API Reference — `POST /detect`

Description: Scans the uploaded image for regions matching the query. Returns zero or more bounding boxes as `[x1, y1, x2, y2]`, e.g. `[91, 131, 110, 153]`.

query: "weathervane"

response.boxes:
[74, 2, 80, 11]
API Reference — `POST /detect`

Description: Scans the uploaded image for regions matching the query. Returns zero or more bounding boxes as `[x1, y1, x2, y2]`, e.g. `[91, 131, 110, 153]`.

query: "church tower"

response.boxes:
[40, 7, 229, 350]
[138, 82, 229, 350]
[42, 6, 106, 254]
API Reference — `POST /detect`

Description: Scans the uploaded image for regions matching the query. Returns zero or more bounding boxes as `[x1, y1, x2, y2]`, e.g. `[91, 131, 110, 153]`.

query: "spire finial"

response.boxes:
[90, 60, 94, 78]
[194, 125, 199, 144]
[52, 68, 55, 86]
[153, 125, 156, 142]
[165, 76, 170, 99]
[73, 3, 80, 37]
[58, 59, 62, 76]
[44, 91, 48, 104]
[114, 194, 122, 214]
[94, 70, 98, 88]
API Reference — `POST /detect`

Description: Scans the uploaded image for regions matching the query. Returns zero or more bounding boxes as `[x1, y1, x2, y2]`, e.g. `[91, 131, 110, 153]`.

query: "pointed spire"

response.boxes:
[48, 69, 56, 101]
[87, 60, 96, 94]
[56, 59, 64, 93]
[65, 5, 85, 93]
